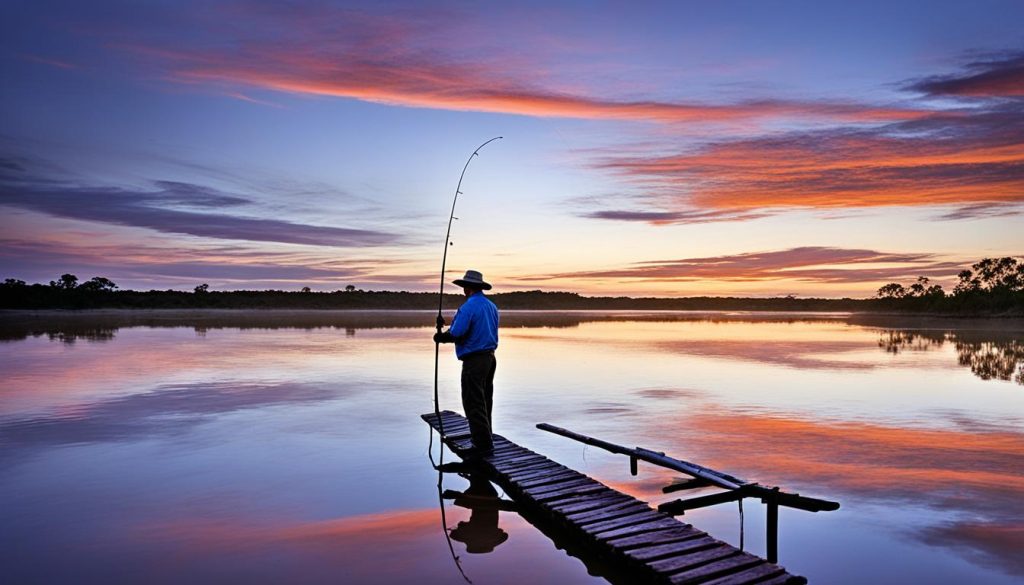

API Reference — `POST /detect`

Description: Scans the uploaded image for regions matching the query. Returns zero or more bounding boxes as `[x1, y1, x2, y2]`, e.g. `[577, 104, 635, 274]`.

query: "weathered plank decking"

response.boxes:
[423, 410, 807, 585]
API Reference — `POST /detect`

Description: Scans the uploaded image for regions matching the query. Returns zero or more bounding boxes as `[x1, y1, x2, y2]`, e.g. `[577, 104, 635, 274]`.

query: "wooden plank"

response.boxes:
[564, 500, 647, 523]
[668, 553, 764, 584]
[581, 509, 666, 534]
[517, 471, 584, 488]
[523, 477, 600, 498]
[502, 462, 570, 478]
[547, 493, 634, 515]
[501, 464, 566, 480]
[534, 483, 608, 503]
[485, 450, 536, 465]
[697, 563, 785, 585]
[605, 527, 704, 550]
[492, 456, 553, 470]
[493, 460, 558, 475]
[514, 467, 579, 483]
[490, 453, 549, 466]
[624, 535, 719, 562]
[503, 463, 572, 479]
[647, 546, 737, 575]
[592, 517, 681, 541]
[519, 476, 594, 496]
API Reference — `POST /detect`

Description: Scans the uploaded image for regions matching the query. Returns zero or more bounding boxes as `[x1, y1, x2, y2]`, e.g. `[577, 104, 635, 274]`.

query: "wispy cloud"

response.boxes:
[548, 246, 962, 284]
[0, 164, 400, 248]
[588, 102, 1024, 222]
[98, 3, 924, 126]
[0, 381, 336, 448]
[19, 53, 78, 70]
[909, 51, 1024, 98]
[0, 236, 410, 289]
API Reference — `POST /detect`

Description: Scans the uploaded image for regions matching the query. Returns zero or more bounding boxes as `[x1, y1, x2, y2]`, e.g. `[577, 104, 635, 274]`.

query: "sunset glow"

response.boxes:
[1, 2, 1022, 296]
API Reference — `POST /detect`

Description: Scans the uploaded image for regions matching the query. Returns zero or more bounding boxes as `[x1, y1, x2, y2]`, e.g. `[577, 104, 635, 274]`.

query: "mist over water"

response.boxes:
[1, 311, 1022, 584]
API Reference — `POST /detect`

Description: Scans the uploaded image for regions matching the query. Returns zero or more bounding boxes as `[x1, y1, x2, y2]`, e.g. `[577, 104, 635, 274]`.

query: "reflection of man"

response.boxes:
[449, 474, 508, 554]
[434, 270, 499, 458]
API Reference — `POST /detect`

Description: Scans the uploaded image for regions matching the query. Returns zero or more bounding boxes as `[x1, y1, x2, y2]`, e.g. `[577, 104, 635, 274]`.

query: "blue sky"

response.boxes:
[2, 0, 1022, 296]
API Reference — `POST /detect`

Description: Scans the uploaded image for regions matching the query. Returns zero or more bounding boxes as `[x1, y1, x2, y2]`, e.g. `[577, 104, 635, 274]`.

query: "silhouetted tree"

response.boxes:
[345, 284, 356, 292]
[955, 257, 1024, 293]
[301, 286, 312, 293]
[876, 282, 906, 299]
[194, 283, 209, 294]
[50, 273, 78, 289]
[78, 276, 118, 292]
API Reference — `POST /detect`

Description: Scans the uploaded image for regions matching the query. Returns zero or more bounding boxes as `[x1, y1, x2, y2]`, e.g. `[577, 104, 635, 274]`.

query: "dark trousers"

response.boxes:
[461, 351, 496, 451]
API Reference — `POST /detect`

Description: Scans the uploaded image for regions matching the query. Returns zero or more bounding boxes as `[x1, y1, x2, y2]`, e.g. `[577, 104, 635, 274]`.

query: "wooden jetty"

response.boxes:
[424, 410, 834, 584]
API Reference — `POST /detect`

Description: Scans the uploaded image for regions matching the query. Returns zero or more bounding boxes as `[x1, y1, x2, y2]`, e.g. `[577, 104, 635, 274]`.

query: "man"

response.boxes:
[434, 269, 499, 457]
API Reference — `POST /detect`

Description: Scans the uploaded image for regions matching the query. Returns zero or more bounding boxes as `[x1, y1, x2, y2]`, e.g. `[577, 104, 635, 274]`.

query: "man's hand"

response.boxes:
[435, 314, 446, 329]
[433, 330, 455, 344]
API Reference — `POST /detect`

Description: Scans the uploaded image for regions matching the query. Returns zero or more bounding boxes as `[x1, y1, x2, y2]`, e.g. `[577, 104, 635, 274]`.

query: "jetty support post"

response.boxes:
[765, 486, 780, 563]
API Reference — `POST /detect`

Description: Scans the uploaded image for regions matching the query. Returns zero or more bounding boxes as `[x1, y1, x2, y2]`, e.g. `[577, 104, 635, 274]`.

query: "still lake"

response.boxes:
[1, 310, 1022, 584]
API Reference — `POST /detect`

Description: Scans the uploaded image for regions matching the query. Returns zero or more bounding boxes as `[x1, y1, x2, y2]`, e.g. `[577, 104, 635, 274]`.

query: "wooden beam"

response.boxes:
[659, 489, 749, 516]
[663, 478, 713, 493]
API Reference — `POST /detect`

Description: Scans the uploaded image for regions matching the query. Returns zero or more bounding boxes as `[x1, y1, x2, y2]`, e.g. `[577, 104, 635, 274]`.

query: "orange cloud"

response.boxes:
[174, 61, 923, 124]
[105, 7, 925, 126]
[549, 246, 963, 284]
[592, 108, 1024, 219]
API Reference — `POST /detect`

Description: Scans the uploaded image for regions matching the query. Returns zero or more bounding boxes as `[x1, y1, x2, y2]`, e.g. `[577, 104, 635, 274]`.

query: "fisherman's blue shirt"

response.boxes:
[449, 291, 499, 359]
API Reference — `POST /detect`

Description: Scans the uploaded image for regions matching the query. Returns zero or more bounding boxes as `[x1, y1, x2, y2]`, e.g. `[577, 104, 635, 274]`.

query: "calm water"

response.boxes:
[1, 310, 1022, 584]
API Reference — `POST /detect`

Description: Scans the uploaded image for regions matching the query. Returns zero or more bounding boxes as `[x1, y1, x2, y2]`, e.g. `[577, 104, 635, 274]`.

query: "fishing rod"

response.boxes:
[433, 136, 503, 441]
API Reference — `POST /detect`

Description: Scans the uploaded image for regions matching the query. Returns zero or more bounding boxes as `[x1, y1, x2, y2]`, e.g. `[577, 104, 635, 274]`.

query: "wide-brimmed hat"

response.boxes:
[452, 269, 492, 290]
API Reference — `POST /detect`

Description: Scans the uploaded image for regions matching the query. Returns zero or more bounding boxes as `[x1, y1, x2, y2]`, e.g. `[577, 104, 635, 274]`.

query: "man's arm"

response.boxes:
[448, 305, 472, 338]
[435, 307, 466, 344]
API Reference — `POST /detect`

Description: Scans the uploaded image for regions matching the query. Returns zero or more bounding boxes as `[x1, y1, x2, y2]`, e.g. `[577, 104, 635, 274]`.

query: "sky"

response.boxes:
[1, 0, 1022, 297]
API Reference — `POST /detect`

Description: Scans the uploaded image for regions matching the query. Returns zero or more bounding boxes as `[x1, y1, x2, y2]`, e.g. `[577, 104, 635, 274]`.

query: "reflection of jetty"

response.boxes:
[424, 411, 838, 584]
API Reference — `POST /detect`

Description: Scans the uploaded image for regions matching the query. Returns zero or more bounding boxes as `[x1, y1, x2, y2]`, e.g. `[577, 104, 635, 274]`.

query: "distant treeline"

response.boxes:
[872, 257, 1024, 314]
[2, 257, 1022, 314]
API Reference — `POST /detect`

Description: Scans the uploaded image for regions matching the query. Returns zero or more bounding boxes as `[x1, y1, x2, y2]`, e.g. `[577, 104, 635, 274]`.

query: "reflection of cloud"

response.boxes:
[656, 339, 872, 370]
[549, 246, 962, 284]
[0, 382, 336, 448]
[917, 521, 1024, 576]
[633, 387, 702, 400]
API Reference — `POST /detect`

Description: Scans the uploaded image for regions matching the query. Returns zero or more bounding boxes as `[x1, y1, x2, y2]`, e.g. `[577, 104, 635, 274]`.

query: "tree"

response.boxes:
[194, 283, 209, 294]
[954, 269, 980, 295]
[953, 257, 1024, 295]
[50, 273, 78, 290]
[345, 284, 356, 292]
[78, 276, 118, 292]
[2, 278, 26, 288]
[876, 282, 906, 299]
[301, 286, 312, 293]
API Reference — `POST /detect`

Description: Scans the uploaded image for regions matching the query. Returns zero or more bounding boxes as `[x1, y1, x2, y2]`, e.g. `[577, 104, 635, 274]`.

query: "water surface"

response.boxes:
[2, 310, 1022, 584]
